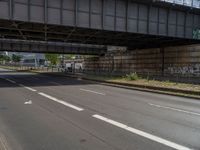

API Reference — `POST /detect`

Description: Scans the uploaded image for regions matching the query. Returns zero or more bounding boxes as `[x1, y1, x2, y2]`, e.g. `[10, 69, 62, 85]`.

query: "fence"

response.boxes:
[84, 44, 200, 84]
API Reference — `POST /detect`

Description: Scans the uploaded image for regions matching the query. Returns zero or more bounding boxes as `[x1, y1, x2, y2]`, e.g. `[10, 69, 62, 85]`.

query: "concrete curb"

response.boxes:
[1, 66, 199, 99]
[34, 71, 200, 100]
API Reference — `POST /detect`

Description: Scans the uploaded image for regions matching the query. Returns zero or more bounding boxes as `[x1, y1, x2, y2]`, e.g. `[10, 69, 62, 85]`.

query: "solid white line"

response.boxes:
[149, 103, 200, 117]
[38, 92, 84, 111]
[5, 79, 16, 84]
[92, 114, 192, 150]
[80, 88, 106, 96]
[18, 84, 37, 92]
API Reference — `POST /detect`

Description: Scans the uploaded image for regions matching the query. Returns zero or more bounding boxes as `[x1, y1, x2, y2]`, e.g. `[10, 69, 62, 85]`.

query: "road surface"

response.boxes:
[0, 68, 199, 150]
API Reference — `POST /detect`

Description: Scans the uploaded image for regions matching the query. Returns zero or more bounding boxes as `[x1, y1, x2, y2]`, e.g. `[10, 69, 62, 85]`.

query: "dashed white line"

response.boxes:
[18, 84, 37, 92]
[149, 103, 200, 117]
[92, 114, 192, 150]
[5, 79, 16, 84]
[80, 88, 106, 96]
[24, 100, 32, 105]
[24, 86, 37, 92]
[38, 92, 84, 111]
[32, 77, 39, 80]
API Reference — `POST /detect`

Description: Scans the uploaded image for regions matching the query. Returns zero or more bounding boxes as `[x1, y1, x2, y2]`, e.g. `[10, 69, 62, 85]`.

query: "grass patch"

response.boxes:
[125, 72, 140, 81]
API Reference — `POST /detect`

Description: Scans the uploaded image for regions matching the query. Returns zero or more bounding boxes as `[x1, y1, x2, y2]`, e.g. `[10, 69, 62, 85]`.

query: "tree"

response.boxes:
[65, 54, 75, 60]
[4, 55, 11, 62]
[45, 54, 59, 66]
[0, 55, 3, 61]
[12, 54, 21, 63]
[0, 55, 11, 63]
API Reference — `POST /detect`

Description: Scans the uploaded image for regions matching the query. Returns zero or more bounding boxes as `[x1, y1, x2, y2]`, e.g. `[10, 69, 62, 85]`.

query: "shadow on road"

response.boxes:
[0, 70, 94, 88]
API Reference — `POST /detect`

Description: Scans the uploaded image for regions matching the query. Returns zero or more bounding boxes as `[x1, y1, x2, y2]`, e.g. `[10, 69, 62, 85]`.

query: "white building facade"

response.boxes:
[158, 0, 200, 8]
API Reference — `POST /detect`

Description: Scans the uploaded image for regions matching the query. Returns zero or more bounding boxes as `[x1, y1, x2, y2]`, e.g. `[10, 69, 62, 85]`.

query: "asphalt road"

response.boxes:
[0, 68, 200, 150]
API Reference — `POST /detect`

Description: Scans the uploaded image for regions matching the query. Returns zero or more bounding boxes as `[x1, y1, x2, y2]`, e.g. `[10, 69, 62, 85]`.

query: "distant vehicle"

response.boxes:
[65, 63, 73, 72]
[75, 63, 83, 71]
[62, 62, 83, 72]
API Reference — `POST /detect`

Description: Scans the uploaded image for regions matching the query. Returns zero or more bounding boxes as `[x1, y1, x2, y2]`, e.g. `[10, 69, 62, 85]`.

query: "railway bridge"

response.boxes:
[0, 0, 200, 53]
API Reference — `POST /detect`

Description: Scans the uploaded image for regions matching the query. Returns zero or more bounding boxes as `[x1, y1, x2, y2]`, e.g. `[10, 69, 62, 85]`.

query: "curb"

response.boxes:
[1, 66, 199, 99]
[34, 71, 200, 100]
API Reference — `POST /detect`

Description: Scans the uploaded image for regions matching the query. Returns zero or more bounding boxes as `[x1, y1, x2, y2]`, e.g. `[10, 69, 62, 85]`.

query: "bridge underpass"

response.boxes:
[1, 2, 200, 150]
[0, 0, 200, 49]
[0, 0, 200, 81]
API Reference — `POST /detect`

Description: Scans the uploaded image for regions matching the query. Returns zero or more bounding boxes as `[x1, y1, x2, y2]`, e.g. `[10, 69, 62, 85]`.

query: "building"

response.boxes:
[157, 0, 200, 8]
[20, 53, 45, 67]
[4, 52, 45, 67]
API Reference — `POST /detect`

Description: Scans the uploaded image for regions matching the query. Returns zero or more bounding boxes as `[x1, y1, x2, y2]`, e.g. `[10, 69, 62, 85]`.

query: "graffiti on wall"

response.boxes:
[167, 64, 200, 76]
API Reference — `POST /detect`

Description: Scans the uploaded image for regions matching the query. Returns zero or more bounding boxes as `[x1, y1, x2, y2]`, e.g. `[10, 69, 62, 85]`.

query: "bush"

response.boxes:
[126, 72, 139, 81]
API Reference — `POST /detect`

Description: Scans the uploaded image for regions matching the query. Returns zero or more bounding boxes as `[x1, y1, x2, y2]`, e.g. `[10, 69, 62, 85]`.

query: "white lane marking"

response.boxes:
[18, 84, 37, 92]
[38, 92, 84, 111]
[49, 82, 61, 85]
[93, 114, 192, 150]
[24, 100, 32, 105]
[5, 79, 16, 84]
[32, 77, 39, 80]
[80, 88, 106, 96]
[149, 103, 200, 117]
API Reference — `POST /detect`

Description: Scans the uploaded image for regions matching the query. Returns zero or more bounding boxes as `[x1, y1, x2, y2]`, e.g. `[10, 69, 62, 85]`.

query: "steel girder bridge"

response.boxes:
[0, 38, 107, 54]
[0, 0, 200, 54]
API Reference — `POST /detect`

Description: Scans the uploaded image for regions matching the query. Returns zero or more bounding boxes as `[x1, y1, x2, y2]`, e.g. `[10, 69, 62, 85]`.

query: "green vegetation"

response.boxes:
[78, 74, 200, 95]
[0, 54, 11, 62]
[11, 54, 21, 63]
[125, 72, 139, 81]
[65, 54, 75, 60]
[45, 54, 59, 65]
[0, 54, 21, 64]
